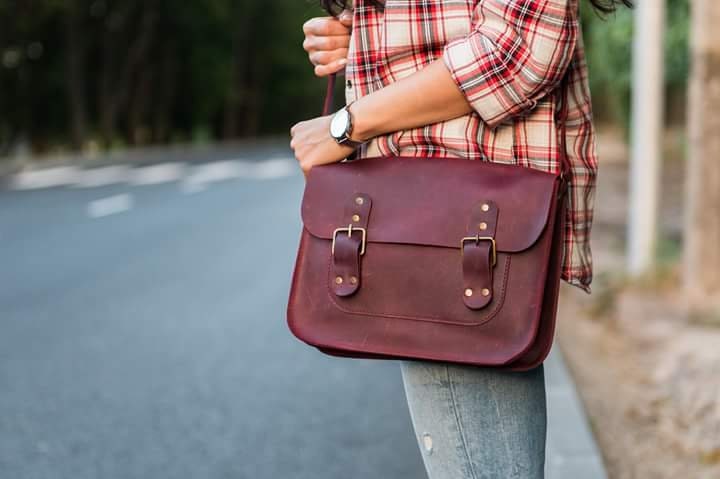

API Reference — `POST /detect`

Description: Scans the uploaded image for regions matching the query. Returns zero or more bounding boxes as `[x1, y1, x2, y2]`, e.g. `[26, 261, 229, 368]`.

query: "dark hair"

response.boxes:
[321, 0, 632, 16]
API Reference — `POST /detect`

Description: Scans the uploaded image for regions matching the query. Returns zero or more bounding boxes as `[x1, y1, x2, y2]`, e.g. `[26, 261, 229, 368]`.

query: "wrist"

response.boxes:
[347, 98, 376, 143]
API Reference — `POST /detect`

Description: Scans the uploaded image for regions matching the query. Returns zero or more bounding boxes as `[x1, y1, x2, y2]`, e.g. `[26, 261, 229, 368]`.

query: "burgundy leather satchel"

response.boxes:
[287, 74, 570, 370]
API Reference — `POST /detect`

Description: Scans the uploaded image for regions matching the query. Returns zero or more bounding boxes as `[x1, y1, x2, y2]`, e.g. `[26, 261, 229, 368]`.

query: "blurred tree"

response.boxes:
[0, 0, 689, 154]
[96, 0, 159, 145]
[0, 0, 66, 153]
[685, 0, 720, 318]
[63, 1, 89, 148]
[223, 0, 255, 138]
[581, 0, 689, 131]
[0, 0, 327, 153]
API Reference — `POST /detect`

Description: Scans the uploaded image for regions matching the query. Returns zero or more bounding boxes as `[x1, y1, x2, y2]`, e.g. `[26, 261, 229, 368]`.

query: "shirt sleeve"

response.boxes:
[442, 0, 578, 129]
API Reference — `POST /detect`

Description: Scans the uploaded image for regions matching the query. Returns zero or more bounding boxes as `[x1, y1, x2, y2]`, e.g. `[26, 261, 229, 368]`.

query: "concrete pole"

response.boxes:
[685, 0, 720, 314]
[627, 1, 665, 276]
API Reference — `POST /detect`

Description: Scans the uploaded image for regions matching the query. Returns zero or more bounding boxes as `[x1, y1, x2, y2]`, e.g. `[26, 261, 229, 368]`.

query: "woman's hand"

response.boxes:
[302, 11, 352, 77]
[290, 115, 355, 177]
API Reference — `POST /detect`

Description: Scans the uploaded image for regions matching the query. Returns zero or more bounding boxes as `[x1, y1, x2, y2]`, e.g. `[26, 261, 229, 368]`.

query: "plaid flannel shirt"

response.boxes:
[345, 0, 597, 293]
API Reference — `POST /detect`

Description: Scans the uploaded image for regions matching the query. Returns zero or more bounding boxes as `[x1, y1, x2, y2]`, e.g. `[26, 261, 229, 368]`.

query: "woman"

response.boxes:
[290, 1, 629, 477]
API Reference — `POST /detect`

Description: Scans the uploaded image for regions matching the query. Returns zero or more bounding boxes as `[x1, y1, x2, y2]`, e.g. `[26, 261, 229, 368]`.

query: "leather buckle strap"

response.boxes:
[332, 225, 366, 256]
[461, 200, 499, 310]
[461, 235, 496, 266]
[331, 193, 372, 297]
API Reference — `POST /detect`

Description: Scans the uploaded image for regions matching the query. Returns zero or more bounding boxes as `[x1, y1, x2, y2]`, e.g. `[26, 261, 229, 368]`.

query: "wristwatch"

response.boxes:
[329, 103, 365, 148]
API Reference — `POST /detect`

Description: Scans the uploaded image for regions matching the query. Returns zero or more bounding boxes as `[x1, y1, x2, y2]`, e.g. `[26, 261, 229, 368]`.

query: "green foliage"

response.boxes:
[665, 0, 691, 91]
[581, 4, 634, 126]
[581, 0, 690, 129]
[0, 0, 690, 154]
[0, 0, 328, 153]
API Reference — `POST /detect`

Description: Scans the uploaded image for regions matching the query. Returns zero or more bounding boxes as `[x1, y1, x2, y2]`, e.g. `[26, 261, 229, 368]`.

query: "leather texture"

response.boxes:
[462, 200, 499, 310]
[330, 193, 372, 297]
[287, 155, 568, 371]
[287, 73, 571, 371]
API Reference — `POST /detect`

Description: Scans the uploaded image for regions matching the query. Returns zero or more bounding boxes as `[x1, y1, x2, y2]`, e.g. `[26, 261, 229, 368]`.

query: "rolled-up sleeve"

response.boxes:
[442, 0, 577, 129]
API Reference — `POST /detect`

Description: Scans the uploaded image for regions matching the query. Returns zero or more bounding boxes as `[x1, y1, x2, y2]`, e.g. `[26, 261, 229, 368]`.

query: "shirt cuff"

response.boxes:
[442, 35, 536, 129]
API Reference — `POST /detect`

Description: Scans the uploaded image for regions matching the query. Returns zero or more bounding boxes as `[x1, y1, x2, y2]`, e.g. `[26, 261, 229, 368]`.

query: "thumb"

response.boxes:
[339, 9, 353, 27]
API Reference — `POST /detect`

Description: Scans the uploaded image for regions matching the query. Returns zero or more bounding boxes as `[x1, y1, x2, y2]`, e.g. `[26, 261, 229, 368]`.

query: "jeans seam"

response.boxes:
[488, 376, 517, 477]
[447, 365, 480, 479]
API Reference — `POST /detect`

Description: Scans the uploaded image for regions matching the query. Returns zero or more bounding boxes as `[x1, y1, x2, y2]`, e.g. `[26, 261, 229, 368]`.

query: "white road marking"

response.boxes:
[129, 163, 186, 186]
[71, 165, 130, 188]
[180, 157, 296, 193]
[247, 157, 296, 179]
[10, 156, 297, 193]
[181, 160, 243, 193]
[87, 194, 133, 218]
[182, 160, 243, 190]
[12, 166, 81, 190]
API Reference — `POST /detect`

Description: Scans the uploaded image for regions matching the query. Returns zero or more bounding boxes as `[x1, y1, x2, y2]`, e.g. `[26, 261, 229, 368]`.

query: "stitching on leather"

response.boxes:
[314, 337, 518, 366]
[325, 249, 512, 326]
[302, 158, 557, 254]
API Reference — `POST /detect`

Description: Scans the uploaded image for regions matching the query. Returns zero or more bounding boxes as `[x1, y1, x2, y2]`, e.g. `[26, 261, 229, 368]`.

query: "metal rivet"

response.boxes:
[464, 288, 473, 297]
[479, 222, 487, 230]
[481, 203, 490, 212]
[352, 214, 360, 222]
[350, 276, 358, 285]
[335, 276, 343, 285]
[355, 197, 364, 205]
[481, 288, 490, 296]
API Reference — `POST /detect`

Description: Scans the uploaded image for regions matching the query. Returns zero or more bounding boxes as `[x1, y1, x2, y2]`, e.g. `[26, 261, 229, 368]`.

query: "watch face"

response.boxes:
[330, 108, 350, 139]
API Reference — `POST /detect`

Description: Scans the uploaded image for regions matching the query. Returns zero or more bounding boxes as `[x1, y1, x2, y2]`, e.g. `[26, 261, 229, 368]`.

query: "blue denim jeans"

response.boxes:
[400, 361, 546, 479]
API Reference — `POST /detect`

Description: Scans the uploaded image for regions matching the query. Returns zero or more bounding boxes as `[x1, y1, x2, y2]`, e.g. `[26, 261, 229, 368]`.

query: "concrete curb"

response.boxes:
[545, 347, 608, 479]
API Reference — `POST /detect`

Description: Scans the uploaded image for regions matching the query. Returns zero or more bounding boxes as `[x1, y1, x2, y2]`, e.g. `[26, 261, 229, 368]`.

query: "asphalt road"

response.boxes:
[0, 147, 426, 479]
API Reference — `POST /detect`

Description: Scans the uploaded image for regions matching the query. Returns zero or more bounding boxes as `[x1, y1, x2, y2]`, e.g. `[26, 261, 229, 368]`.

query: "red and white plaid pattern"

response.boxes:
[345, 0, 597, 293]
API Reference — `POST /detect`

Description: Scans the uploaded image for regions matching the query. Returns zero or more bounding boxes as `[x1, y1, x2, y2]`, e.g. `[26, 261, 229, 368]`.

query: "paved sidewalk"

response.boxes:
[545, 347, 607, 479]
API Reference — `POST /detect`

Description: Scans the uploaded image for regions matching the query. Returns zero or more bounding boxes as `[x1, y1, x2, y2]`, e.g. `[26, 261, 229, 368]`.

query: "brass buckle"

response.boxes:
[332, 224, 367, 256]
[461, 235, 496, 267]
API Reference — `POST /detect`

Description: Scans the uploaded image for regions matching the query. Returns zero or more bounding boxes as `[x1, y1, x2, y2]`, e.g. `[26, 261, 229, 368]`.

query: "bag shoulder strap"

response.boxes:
[322, 73, 338, 116]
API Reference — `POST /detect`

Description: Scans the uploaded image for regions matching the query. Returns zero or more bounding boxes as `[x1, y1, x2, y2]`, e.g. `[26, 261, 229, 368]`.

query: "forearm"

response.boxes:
[350, 59, 472, 142]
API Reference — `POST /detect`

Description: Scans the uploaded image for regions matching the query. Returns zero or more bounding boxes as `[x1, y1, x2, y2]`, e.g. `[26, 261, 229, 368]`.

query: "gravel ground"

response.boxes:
[556, 129, 720, 479]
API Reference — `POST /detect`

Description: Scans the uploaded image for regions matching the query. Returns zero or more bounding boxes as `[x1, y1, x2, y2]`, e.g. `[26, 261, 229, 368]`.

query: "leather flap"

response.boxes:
[301, 156, 560, 253]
